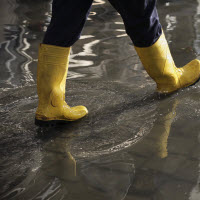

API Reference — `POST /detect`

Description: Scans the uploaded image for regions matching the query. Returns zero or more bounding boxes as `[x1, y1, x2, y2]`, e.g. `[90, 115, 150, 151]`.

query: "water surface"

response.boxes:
[1, 0, 200, 199]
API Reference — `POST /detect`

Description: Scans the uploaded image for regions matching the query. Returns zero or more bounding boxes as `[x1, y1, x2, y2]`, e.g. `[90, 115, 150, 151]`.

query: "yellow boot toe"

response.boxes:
[62, 105, 88, 121]
[135, 32, 200, 94]
[179, 59, 200, 88]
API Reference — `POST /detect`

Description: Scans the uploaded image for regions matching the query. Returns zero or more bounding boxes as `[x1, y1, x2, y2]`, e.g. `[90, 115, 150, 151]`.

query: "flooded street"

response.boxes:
[1, 0, 200, 199]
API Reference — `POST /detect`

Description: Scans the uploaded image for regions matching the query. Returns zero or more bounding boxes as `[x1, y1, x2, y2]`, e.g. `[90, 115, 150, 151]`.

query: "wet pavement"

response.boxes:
[1, 0, 200, 199]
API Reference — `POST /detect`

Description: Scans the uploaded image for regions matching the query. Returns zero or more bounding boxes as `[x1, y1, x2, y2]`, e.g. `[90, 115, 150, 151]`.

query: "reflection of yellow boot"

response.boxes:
[150, 99, 178, 158]
[42, 136, 77, 181]
[135, 32, 200, 94]
[35, 44, 88, 125]
[132, 99, 178, 159]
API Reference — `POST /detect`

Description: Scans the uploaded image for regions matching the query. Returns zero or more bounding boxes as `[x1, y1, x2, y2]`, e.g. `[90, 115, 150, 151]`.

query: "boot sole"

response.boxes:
[35, 118, 70, 127]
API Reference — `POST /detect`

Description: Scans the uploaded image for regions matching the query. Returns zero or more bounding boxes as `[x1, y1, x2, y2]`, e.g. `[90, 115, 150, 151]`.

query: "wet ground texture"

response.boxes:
[1, 0, 200, 199]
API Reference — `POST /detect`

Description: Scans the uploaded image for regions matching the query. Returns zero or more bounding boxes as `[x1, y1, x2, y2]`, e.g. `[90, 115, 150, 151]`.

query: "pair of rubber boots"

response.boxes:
[35, 32, 200, 126]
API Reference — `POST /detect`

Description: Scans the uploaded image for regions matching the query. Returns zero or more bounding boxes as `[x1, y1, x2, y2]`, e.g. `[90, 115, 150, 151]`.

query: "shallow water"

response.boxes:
[1, 0, 200, 199]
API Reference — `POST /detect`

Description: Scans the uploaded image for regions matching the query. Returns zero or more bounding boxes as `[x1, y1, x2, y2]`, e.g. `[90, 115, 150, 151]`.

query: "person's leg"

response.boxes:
[35, 0, 93, 126]
[108, 0, 161, 47]
[43, 0, 93, 47]
[108, 0, 200, 93]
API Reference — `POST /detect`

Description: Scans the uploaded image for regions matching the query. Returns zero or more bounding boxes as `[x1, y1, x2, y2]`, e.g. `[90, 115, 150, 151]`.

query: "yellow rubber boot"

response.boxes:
[135, 32, 200, 94]
[35, 44, 88, 125]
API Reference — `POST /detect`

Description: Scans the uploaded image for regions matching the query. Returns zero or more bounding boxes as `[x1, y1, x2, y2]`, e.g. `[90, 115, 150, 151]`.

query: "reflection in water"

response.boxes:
[195, 0, 200, 55]
[165, 14, 177, 43]
[190, 162, 200, 200]
[0, 96, 178, 200]
[2, 128, 135, 200]
[0, 0, 49, 89]
[81, 154, 135, 200]
[1, 0, 200, 199]
[189, 0, 200, 199]
[93, 0, 106, 6]
[132, 99, 178, 159]
[127, 96, 200, 199]
[1, 130, 76, 200]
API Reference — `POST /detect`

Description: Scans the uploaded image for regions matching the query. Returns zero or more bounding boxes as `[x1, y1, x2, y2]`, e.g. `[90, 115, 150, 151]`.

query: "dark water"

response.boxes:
[1, 0, 200, 199]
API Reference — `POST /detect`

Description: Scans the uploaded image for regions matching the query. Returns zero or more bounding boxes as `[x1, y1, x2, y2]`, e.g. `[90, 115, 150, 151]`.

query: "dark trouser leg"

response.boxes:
[43, 0, 93, 47]
[108, 0, 162, 47]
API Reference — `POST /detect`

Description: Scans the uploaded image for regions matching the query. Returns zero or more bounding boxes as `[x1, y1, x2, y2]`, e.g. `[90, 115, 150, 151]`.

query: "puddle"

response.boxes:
[1, 0, 200, 199]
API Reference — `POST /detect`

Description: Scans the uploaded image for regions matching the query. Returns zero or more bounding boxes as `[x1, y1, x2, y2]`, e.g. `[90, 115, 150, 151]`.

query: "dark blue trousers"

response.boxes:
[43, 0, 162, 47]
